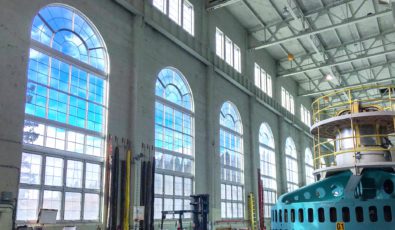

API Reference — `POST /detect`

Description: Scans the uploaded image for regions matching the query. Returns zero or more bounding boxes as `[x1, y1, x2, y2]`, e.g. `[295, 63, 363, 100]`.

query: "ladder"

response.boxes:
[248, 192, 257, 230]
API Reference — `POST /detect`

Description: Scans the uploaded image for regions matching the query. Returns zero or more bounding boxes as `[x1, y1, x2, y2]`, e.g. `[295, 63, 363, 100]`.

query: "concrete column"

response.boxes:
[276, 116, 287, 195]
[0, 1, 33, 227]
[205, 66, 221, 222]
[248, 96, 261, 227]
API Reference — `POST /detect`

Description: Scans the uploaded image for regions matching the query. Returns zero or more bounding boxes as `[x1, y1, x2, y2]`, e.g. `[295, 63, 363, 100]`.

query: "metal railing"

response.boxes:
[312, 85, 395, 123]
[311, 85, 395, 171]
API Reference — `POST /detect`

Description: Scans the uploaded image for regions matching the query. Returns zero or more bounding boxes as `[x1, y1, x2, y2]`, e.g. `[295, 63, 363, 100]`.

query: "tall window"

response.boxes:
[215, 28, 242, 73]
[258, 123, 276, 218]
[19, 5, 108, 222]
[154, 68, 194, 219]
[301, 105, 311, 127]
[285, 138, 299, 192]
[153, 0, 194, 35]
[281, 87, 294, 114]
[305, 148, 314, 184]
[219, 102, 244, 219]
[254, 63, 272, 97]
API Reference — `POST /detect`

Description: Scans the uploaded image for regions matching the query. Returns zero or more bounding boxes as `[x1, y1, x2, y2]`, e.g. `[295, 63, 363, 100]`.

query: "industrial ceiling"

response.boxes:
[208, 0, 395, 101]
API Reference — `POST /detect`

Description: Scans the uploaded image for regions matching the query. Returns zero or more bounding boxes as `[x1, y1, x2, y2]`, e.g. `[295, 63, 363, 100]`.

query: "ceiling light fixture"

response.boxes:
[378, 0, 389, 5]
[282, 7, 289, 17]
[325, 74, 333, 81]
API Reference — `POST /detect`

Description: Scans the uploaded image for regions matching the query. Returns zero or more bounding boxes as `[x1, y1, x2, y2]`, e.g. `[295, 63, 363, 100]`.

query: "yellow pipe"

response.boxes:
[123, 149, 132, 230]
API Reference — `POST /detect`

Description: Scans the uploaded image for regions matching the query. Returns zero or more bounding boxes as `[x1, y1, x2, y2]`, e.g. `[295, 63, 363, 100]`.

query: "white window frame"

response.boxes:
[153, 0, 195, 35]
[305, 148, 314, 184]
[18, 5, 107, 223]
[258, 123, 276, 218]
[225, 36, 233, 66]
[219, 102, 244, 219]
[154, 68, 195, 220]
[216, 28, 224, 59]
[254, 63, 272, 97]
[234, 44, 241, 73]
[301, 105, 311, 127]
[216, 27, 242, 72]
[169, 0, 181, 25]
[182, 0, 194, 35]
[267, 74, 272, 97]
[285, 138, 299, 192]
[281, 87, 294, 114]
[153, 0, 167, 13]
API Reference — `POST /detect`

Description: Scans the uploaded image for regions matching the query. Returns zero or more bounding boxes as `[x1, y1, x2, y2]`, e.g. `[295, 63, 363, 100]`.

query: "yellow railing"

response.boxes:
[312, 85, 395, 123]
[311, 85, 395, 171]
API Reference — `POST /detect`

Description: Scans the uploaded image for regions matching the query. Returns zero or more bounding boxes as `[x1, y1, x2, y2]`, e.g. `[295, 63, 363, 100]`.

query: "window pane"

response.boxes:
[85, 163, 101, 189]
[45, 157, 63, 186]
[216, 28, 224, 58]
[66, 160, 83, 188]
[225, 37, 233, 66]
[234, 45, 241, 72]
[17, 189, 39, 220]
[164, 175, 174, 195]
[155, 173, 163, 194]
[20, 153, 42, 185]
[84, 193, 100, 220]
[182, 1, 194, 35]
[43, 190, 62, 220]
[261, 69, 266, 93]
[169, 0, 181, 25]
[23, 121, 45, 146]
[254, 64, 261, 88]
[175, 176, 183, 196]
[153, 0, 166, 13]
[154, 198, 163, 219]
[267, 75, 272, 97]
[64, 192, 81, 220]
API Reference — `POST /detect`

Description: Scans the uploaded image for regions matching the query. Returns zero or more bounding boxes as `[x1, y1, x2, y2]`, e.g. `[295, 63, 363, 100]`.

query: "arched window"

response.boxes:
[258, 123, 276, 218]
[19, 4, 108, 222]
[219, 101, 244, 219]
[305, 148, 314, 184]
[154, 68, 194, 219]
[285, 137, 299, 192]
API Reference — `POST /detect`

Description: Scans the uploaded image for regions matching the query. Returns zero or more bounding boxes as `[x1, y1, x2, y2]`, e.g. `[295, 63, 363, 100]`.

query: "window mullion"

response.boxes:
[61, 156, 67, 220]
[81, 161, 86, 220]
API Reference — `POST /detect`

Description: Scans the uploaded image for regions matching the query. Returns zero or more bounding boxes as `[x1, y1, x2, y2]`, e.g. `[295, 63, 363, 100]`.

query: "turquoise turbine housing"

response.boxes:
[271, 169, 395, 229]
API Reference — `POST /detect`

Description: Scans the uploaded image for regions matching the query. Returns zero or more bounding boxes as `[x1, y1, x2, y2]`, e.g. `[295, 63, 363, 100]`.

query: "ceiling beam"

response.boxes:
[206, 0, 241, 11]
[249, 0, 355, 34]
[299, 60, 395, 84]
[250, 9, 392, 50]
[278, 29, 395, 64]
[278, 48, 395, 77]
[300, 77, 393, 96]
[281, 0, 347, 96]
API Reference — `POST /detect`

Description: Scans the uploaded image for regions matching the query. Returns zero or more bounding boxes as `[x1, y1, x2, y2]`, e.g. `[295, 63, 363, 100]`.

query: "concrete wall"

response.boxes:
[0, 0, 313, 229]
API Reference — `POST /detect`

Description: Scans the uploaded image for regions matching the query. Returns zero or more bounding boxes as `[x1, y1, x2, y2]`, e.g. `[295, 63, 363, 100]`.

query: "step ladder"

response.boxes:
[248, 192, 257, 230]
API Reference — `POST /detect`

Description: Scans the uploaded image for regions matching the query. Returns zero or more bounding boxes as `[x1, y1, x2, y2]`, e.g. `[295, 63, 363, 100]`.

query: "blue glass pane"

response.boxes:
[220, 102, 242, 134]
[31, 16, 52, 46]
[88, 75, 104, 104]
[25, 83, 47, 118]
[89, 48, 106, 72]
[155, 102, 164, 125]
[156, 68, 193, 111]
[52, 31, 88, 63]
[39, 6, 73, 32]
[70, 67, 87, 98]
[35, 5, 108, 72]
[28, 50, 50, 85]
[164, 85, 181, 105]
